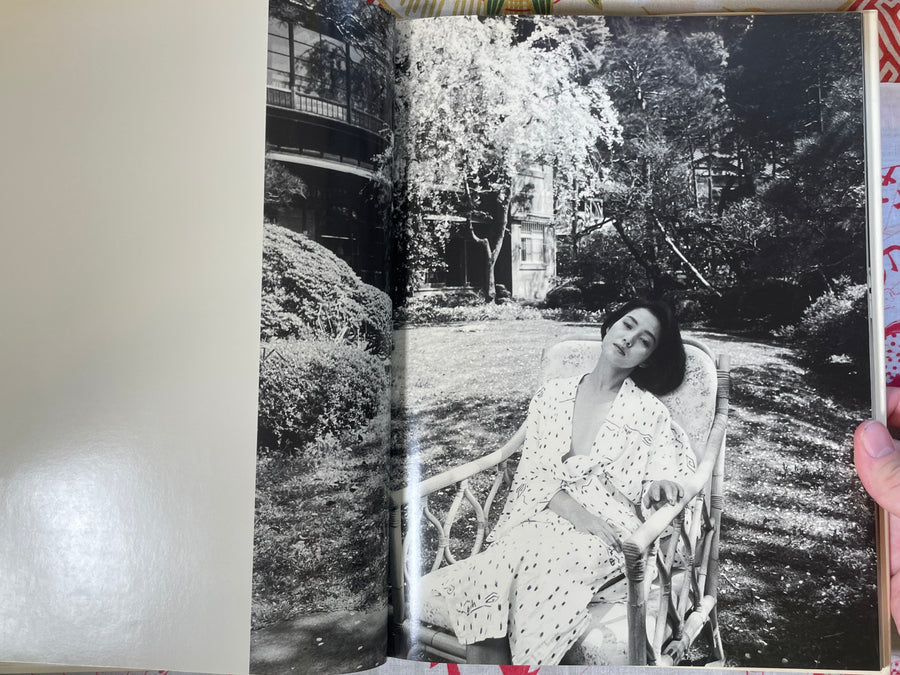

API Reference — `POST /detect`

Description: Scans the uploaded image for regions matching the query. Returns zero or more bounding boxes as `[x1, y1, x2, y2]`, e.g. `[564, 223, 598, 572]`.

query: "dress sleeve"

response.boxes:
[566, 473, 643, 539]
[639, 411, 697, 520]
[487, 387, 562, 542]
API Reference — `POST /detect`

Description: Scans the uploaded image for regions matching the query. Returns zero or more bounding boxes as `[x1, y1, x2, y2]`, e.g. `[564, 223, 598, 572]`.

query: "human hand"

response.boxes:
[548, 491, 622, 550]
[645, 479, 684, 509]
[575, 514, 623, 551]
[853, 387, 900, 629]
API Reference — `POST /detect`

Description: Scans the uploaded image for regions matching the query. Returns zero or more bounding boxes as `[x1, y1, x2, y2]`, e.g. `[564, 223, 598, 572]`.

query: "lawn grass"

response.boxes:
[252, 411, 389, 630]
[391, 320, 600, 480]
[391, 319, 878, 670]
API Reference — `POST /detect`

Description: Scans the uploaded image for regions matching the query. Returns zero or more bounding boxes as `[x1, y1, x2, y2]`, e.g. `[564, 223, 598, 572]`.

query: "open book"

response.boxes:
[0, 2, 887, 674]
[252, 3, 888, 673]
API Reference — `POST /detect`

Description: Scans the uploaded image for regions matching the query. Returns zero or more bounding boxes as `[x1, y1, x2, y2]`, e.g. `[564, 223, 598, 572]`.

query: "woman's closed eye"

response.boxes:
[623, 318, 654, 347]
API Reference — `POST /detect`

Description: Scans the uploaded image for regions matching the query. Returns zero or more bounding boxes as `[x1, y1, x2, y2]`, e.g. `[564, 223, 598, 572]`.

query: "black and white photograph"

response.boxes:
[250, 2, 882, 673]
[0, 2, 890, 675]
[251, 0, 395, 673]
[388, 11, 880, 671]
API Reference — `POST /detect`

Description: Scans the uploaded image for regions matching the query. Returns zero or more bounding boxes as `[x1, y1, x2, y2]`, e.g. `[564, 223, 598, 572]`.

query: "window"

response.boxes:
[265, 15, 391, 132]
[520, 221, 549, 265]
[267, 20, 291, 90]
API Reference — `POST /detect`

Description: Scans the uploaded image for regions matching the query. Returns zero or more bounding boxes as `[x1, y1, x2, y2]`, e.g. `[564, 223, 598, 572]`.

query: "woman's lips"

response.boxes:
[615, 343, 626, 356]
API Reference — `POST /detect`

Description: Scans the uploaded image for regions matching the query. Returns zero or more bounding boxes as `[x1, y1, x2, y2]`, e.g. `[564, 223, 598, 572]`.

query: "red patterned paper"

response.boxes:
[884, 162, 900, 385]
[428, 663, 541, 675]
[848, 0, 900, 81]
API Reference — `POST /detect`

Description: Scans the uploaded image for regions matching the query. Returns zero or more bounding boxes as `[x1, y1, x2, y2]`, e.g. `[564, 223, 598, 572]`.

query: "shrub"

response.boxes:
[788, 278, 868, 373]
[579, 281, 619, 310]
[703, 280, 814, 330]
[263, 159, 307, 222]
[418, 289, 486, 309]
[258, 338, 388, 455]
[260, 222, 392, 357]
[544, 284, 583, 309]
[662, 289, 713, 325]
[539, 306, 604, 323]
[395, 296, 543, 324]
[740, 279, 812, 328]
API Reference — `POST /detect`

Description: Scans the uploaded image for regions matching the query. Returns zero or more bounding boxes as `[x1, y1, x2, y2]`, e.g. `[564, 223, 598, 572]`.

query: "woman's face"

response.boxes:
[602, 307, 662, 370]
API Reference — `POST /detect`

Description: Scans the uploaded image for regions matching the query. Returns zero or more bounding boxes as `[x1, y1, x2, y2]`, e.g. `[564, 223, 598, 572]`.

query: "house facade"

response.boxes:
[265, 5, 557, 301]
[420, 166, 557, 301]
[508, 165, 557, 301]
[265, 7, 392, 289]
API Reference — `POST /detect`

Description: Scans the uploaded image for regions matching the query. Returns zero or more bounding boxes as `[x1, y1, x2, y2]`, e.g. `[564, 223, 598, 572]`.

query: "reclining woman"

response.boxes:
[419, 299, 699, 665]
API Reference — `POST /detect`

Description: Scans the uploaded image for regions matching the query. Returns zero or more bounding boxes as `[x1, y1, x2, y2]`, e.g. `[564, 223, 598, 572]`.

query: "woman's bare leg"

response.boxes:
[466, 638, 512, 664]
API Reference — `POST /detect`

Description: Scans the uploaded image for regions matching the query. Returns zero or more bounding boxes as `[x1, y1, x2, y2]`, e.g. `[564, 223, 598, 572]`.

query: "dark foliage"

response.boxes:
[571, 15, 866, 337]
[544, 284, 583, 309]
[786, 279, 869, 375]
[258, 338, 388, 455]
[703, 279, 826, 330]
[263, 160, 307, 222]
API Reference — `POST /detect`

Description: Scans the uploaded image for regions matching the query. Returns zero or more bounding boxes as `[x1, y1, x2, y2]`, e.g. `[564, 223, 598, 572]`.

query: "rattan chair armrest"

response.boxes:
[390, 423, 527, 508]
[623, 438, 721, 557]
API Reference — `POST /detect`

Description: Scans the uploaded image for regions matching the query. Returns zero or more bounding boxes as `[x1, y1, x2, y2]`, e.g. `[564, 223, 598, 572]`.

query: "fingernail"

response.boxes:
[862, 421, 896, 458]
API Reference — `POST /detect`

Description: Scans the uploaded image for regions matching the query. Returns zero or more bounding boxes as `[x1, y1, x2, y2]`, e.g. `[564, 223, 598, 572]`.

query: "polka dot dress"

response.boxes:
[422, 376, 697, 665]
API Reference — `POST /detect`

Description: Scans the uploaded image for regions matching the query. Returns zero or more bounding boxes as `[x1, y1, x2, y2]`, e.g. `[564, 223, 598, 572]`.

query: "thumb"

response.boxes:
[854, 420, 900, 516]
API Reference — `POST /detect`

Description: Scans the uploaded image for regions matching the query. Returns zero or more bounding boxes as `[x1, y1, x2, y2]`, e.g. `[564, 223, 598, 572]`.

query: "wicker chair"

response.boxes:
[389, 337, 730, 666]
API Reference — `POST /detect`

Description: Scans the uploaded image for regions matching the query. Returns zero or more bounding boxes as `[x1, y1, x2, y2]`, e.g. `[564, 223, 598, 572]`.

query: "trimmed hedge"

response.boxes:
[258, 338, 388, 455]
[261, 222, 392, 357]
[395, 295, 543, 324]
[544, 284, 583, 309]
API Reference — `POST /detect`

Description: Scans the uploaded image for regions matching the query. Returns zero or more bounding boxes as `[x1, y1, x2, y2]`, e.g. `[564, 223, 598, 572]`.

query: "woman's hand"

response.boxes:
[645, 479, 684, 510]
[574, 514, 623, 551]
[568, 511, 622, 551]
[548, 491, 622, 550]
[853, 387, 900, 630]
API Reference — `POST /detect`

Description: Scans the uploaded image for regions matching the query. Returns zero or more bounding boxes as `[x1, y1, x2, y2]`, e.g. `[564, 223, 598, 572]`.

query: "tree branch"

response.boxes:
[653, 217, 722, 296]
[574, 217, 615, 240]
[610, 219, 657, 282]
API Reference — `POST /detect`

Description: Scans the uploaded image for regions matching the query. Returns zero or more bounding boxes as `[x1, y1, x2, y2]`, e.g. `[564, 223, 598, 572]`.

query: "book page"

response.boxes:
[250, 1, 396, 674]
[0, 1, 265, 672]
[388, 12, 884, 671]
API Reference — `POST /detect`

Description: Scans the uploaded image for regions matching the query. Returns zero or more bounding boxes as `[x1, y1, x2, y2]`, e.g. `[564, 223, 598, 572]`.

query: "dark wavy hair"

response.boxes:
[601, 299, 686, 396]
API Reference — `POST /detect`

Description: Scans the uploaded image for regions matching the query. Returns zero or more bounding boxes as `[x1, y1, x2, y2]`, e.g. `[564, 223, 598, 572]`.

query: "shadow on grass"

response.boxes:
[719, 352, 877, 670]
[251, 607, 386, 675]
[390, 396, 528, 489]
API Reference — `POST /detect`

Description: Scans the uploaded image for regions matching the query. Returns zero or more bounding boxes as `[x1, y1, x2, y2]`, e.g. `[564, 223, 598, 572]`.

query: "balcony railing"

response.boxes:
[267, 87, 389, 136]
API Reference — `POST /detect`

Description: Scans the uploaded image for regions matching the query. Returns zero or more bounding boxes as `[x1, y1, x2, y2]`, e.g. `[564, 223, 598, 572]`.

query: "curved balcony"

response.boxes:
[266, 86, 389, 137]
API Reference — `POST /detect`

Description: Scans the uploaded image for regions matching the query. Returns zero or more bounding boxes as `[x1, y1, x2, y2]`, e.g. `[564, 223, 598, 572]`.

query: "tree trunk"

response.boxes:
[486, 194, 511, 301]
[467, 217, 494, 300]
[486, 256, 497, 301]
[689, 136, 699, 210]
[463, 178, 511, 302]
[571, 216, 579, 267]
